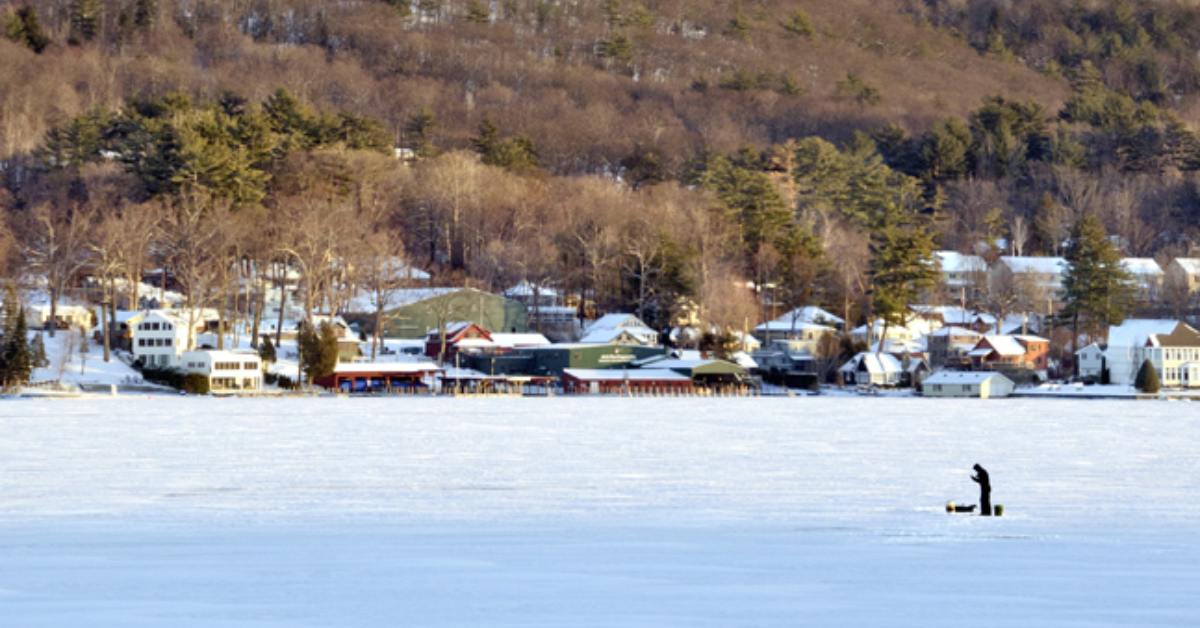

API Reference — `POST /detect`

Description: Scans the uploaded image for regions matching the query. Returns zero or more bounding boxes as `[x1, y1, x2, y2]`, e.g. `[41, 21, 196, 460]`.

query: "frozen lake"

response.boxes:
[0, 396, 1197, 626]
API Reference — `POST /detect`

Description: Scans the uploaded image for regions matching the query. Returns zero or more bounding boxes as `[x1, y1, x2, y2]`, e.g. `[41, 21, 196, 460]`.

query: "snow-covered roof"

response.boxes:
[753, 320, 837, 333]
[935, 251, 987, 273]
[584, 313, 653, 333]
[980, 335, 1025, 357]
[635, 358, 742, 372]
[183, 349, 261, 361]
[767, 305, 844, 326]
[453, 337, 494, 349]
[928, 326, 983, 338]
[1172, 258, 1200, 275]
[1121, 258, 1163, 276]
[505, 281, 558, 298]
[923, 370, 1011, 385]
[346, 287, 484, 314]
[580, 328, 651, 345]
[840, 352, 903, 374]
[490, 333, 551, 348]
[909, 305, 996, 326]
[864, 336, 926, 354]
[730, 351, 757, 370]
[562, 368, 690, 382]
[1000, 256, 1066, 274]
[333, 361, 441, 374]
[1107, 319, 1180, 348]
[1012, 334, 1049, 344]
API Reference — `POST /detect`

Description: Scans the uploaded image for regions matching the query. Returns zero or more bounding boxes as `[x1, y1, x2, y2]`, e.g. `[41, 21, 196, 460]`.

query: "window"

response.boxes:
[243, 362, 257, 370]
[138, 339, 146, 347]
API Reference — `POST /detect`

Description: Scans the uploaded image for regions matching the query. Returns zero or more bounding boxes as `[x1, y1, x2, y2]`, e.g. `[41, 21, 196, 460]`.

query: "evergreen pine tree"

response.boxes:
[258, 335, 276, 364]
[68, 0, 102, 44]
[725, 11, 751, 42]
[472, 118, 500, 158]
[465, 0, 489, 24]
[30, 332, 48, 368]
[1134, 358, 1160, 393]
[5, 6, 51, 53]
[781, 9, 814, 37]
[133, 0, 157, 29]
[316, 322, 340, 378]
[1, 289, 32, 389]
[297, 321, 320, 384]
[1063, 214, 1135, 345]
[405, 108, 437, 158]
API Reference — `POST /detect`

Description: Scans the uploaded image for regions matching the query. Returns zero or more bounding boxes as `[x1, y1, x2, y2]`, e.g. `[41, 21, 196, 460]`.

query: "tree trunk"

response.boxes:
[250, 283, 264, 350]
[372, 302, 382, 361]
[217, 304, 225, 351]
[48, 286, 58, 338]
[101, 293, 111, 363]
[274, 267, 287, 347]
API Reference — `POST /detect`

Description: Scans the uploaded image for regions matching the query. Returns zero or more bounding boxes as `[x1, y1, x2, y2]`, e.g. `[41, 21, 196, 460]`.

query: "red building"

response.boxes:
[314, 362, 442, 393]
[561, 368, 694, 395]
[424, 322, 493, 361]
[968, 334, 1049, 370]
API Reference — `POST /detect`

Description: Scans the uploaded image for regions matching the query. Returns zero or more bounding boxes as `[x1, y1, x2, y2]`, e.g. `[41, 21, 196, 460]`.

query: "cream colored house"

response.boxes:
[1130, 323, 1200, 388]
[1165, 259, 1200, 296]
[922, 370, 1014, 398]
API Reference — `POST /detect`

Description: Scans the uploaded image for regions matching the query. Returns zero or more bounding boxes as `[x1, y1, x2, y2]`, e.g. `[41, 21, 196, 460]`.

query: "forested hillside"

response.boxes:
[3, 0, 1200, 337]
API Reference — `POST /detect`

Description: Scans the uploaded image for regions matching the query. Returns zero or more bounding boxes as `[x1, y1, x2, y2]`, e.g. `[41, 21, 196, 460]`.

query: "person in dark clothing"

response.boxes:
[972, 464, 992, 516]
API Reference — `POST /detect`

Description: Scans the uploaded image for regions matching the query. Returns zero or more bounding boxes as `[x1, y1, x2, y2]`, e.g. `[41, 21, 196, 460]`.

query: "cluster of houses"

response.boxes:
[25, 247, 1200, 397]
[932, 251, 1200, 306]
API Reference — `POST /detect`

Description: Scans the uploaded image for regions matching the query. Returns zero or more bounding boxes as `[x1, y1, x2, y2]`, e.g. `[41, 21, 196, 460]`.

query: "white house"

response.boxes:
[922, 370, 1015, 399]
[580, 313, 659, 345]
[1101, 319, 1180, 386]
[1165, 258, 1200, 296]
[839, 352, 904, 387]
[753, 319, 837, 344]
[1121, 258, 1164, 301]
[181, 350, 263, 392]
[1076, 341, 1106, 381]
[1124, 322, 1200, 388]
[989, 256, 1067, 299]
[850, 319, 917, 345]
[934, 251, 987, 299]
[25, 303, 93, 330]
[132, 310, 195, 368]
[766, 305, 844, 329]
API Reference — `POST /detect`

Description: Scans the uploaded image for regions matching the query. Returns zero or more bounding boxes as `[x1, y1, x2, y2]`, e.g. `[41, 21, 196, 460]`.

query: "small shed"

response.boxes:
[921, 370, 1015, 399]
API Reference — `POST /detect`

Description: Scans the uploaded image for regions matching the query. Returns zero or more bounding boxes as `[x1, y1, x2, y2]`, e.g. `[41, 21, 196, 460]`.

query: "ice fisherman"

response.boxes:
[972, 464, 992, 516]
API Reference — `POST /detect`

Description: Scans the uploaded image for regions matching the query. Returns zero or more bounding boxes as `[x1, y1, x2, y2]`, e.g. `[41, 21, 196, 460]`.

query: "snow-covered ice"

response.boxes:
[0, 396, 1197, 626]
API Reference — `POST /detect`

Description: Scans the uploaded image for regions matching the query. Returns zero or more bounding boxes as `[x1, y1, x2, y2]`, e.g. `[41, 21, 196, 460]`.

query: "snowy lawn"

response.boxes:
[0, 396, 1197, 626]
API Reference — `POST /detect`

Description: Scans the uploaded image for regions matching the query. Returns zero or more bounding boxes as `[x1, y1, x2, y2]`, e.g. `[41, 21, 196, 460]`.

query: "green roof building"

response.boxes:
[346, 287, 528, 339]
